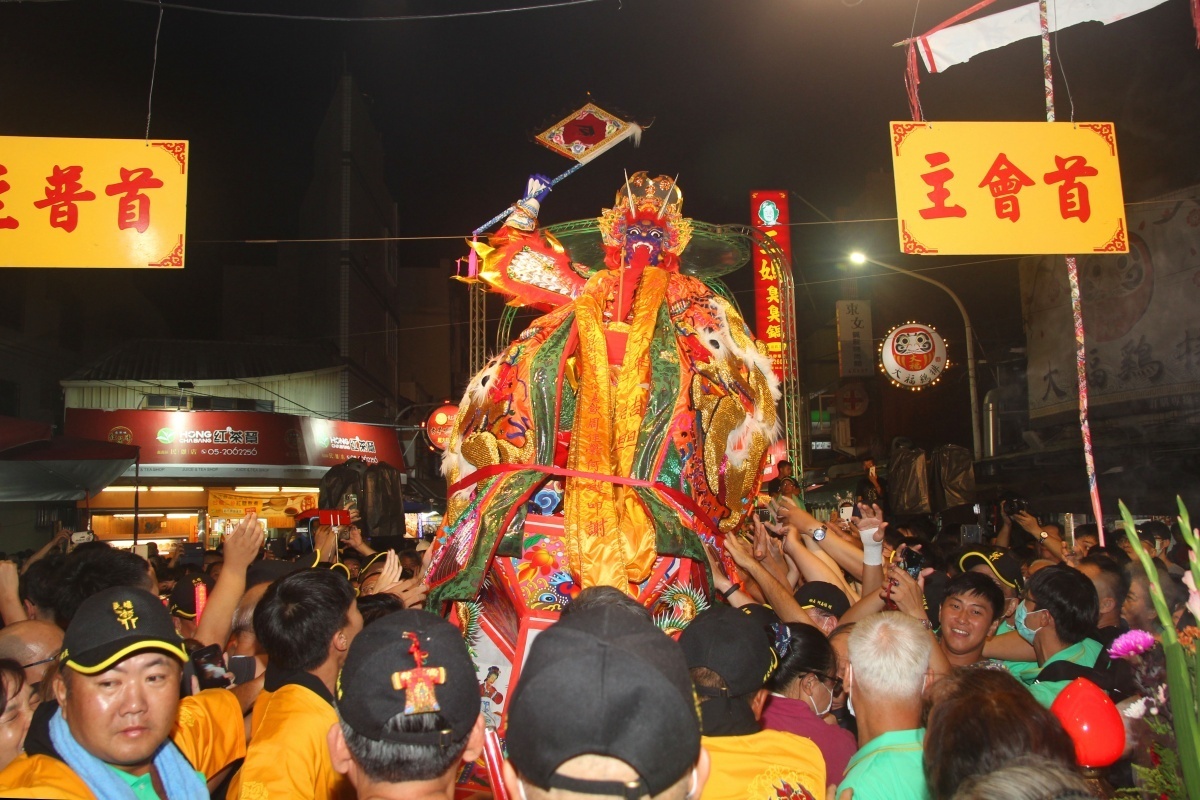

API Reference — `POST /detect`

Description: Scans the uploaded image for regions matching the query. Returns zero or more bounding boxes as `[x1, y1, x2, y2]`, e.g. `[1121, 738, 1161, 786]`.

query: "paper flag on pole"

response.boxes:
[918, 0, 1169, 73]
[535, 103, 642, 164]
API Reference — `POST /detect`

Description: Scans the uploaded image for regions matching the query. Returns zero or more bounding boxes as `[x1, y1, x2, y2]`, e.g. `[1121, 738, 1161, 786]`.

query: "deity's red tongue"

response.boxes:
[628, 246, 654, 270]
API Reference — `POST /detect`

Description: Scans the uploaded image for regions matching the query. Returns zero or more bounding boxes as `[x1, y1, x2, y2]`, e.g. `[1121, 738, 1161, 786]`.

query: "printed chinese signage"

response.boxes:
[880, 323, 948, 389]
[836, 300, 874, 378]
[891, 122, 1126, 255]
[1021, 187, 1200, 421]
[207, 490, 317, 518]
[0, 136, 187, 269]
[301, 418, 404, 468]
[65, 409, 404, 479]
[424, 404, 459, 451]
[749, 190, 791, 380]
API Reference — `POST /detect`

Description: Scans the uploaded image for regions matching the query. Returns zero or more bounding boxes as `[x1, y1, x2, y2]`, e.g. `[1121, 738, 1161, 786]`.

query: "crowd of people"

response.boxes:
[0, 489, 1191, 800]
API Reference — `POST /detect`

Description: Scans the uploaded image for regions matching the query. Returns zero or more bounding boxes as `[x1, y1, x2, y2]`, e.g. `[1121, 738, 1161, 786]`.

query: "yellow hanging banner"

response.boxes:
[0, 136, 187, 268]
[890, 122, 1126, 255]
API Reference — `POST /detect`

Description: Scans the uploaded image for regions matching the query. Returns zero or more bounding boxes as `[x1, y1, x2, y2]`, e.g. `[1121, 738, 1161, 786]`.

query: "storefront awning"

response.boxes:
[64, 409, 406, 481]
[0, 416, 139, 502]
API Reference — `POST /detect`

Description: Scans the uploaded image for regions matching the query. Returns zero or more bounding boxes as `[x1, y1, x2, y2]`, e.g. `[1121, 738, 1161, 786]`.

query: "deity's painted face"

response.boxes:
[622, 216, 667, 268]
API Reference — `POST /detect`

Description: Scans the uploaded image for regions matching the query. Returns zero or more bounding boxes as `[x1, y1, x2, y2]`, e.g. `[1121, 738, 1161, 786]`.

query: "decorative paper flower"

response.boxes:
[1109, 629, 1158, 659]
[1122, 697, 1150, 720]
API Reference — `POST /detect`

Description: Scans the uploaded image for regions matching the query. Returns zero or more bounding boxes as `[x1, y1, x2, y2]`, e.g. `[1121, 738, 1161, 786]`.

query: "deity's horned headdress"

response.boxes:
[598, 171, 693, 256]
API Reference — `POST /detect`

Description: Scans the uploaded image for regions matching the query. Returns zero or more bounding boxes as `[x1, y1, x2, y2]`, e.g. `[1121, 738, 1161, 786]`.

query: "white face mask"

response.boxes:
[846, 691, 856, 718]
[807, 676, 834, 717]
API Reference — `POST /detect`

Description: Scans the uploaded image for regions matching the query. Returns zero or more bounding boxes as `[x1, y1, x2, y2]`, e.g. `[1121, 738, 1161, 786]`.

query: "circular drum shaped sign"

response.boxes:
[425, 404, 459, 451]
[880, 323, 948, 390]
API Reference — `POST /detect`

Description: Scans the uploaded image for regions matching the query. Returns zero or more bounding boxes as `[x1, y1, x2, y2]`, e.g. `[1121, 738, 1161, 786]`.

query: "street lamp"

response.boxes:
[848, 251, 982, 461]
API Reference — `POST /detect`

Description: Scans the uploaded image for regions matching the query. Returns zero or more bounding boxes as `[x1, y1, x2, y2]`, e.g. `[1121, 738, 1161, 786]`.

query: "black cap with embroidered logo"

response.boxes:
[794, 581, 850, 618]
[338, 609, 480, 746]
[506, 605, 701, 799]
[959, 546, 1024, 593]
[679, 604, 776, 697]
[168, 572, 215, 619]
[60, 586, 188, 675]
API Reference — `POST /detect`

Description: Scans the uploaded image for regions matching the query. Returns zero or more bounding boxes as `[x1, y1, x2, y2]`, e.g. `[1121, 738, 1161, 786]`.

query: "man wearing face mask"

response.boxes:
[1003, 564, 1103, 708]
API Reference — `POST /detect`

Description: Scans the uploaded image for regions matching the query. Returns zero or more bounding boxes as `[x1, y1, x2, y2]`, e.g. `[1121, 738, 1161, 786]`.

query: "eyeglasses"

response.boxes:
[812, 672, 844, 694]
[19, 655, 58, 670]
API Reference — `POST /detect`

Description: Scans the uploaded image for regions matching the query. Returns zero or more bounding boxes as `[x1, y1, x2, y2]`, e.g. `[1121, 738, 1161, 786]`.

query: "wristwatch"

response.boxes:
[1039, 530, 1050, 540]
[811, 526, 827, 542]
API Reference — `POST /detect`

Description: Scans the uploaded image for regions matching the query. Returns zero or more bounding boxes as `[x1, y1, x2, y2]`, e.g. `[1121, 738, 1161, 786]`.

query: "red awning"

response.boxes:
[0, 415, 139, 502]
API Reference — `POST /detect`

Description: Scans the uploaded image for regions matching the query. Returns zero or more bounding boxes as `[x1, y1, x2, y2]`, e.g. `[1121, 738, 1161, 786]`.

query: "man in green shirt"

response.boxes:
[1004, 564, 1103, 708]
[838, 612, 933, 800]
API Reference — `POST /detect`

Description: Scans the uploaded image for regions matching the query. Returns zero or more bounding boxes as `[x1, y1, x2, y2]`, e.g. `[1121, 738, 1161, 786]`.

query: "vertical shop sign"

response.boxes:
[836, 300, 874, 377]
[749, 190, 791, 380]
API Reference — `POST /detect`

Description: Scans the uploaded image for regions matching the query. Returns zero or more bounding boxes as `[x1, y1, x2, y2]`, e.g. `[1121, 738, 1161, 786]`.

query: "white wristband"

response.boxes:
[859, 526, 883, 566]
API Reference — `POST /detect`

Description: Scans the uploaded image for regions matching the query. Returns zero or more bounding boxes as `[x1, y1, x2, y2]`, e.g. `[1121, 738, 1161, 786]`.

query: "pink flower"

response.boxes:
[1109, 629, 1157, 659]
[1183, 569, 1200, 622]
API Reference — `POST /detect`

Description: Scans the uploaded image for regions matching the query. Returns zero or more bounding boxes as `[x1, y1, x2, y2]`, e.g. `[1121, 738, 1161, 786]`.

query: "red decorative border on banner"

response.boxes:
[1092, 219, 1127, 252]
[892, 123, 926, 156]
[151, 141, 187, 174]
[1079, 124, 1115, 156]
[900, 220, 938, 254]
[149, 235, 184, 267]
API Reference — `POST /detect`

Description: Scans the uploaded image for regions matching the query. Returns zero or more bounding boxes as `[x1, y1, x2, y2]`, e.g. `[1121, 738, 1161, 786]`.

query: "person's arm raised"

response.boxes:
[193, 511, 263, 649]
[725, 531, 817, 628]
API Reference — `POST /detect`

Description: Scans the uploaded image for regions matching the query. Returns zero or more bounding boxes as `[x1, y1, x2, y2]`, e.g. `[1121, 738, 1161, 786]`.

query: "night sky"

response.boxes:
[2, 0, 1198, 338]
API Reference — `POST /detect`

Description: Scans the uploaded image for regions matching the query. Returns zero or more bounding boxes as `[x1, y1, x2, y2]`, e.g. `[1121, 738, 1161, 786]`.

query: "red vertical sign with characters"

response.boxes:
[750, 191, 791, 381]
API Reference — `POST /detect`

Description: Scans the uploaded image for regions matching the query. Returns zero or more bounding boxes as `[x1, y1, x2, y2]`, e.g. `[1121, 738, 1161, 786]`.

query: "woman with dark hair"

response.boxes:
[924, 668, 1079, 799]
[761, 624, 859, 782]
[0, 658, 34, 771]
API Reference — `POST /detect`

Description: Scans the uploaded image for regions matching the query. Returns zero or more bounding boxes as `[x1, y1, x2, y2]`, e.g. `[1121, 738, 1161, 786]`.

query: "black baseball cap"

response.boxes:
[60, 586, 188, 675]
[794, 581, 850, 618]
[338, 609, 480, 746]
[168, 573, 215, 619]
[1137, 520, 1170, 543]
[960, 546, 1024, 593]
[678, 604, 777, 697]
[506, 606, 701, 798]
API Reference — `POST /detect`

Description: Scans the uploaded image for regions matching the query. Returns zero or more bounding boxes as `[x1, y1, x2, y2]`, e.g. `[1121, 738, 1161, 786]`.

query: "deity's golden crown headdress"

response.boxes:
[598, 171, 693, 255]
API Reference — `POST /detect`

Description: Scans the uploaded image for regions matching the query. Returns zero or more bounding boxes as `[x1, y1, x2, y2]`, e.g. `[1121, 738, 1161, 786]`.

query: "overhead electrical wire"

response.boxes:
[112, 0, 607, 22]
[194, 199, 1178, 246]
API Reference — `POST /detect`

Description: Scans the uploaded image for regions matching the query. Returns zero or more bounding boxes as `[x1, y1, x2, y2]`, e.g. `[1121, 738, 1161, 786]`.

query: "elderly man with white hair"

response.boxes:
[838, 612, 934, 800]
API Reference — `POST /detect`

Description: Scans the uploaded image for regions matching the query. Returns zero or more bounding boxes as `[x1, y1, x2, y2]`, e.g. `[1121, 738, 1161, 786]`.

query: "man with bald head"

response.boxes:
[0, 619, 63, 685]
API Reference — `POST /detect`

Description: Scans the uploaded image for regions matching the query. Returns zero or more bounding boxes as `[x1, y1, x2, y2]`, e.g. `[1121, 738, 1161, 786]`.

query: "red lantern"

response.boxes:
[1050, 678, 1126, 768]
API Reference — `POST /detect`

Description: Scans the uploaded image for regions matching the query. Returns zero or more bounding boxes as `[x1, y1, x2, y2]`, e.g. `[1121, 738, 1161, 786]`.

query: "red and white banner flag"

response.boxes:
[918, 0, 1169, 73]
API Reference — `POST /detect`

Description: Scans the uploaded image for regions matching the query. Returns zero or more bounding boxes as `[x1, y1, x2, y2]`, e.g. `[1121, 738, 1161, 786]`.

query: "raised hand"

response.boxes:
[224, 511, 264, 572]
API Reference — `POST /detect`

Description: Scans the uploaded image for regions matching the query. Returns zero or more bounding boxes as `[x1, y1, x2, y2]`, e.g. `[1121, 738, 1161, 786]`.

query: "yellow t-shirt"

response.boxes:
[700, 729, 826, 800]
[0, 688, 247, 799]
[229, 682, 353, 800]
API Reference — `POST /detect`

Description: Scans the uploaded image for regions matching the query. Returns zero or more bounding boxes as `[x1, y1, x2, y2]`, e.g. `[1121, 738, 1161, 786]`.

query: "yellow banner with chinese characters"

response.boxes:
[891, 122, 1126, 255]
[207, 491, 317, 520]
[0, 136, 187, 268]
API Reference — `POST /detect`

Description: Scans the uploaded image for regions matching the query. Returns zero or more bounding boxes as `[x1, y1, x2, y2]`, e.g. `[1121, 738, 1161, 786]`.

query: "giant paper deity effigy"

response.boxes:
[423, 171, 780, 740]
